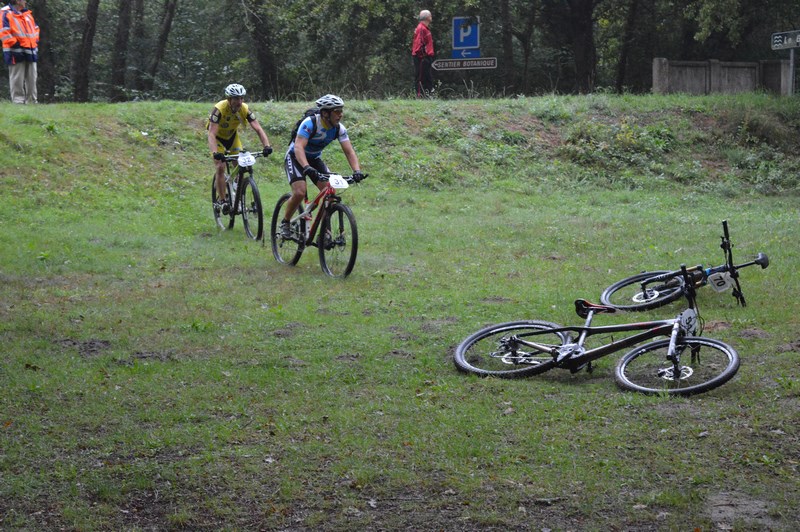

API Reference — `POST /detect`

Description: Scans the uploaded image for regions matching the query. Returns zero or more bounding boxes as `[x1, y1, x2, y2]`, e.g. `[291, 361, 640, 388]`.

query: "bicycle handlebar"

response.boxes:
[706, 252, 769, 275]
[222, 151, 266, 163]
[317, 172, 369, 184]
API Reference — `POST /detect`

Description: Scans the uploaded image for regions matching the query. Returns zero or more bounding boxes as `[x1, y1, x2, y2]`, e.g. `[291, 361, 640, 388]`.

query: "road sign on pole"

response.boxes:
[771, 30, 800, 50]
[432, 58, 497, 71]
[452, 49, 481, 59]
[771, 30, 799, 95]
[452, 16, 480, 50]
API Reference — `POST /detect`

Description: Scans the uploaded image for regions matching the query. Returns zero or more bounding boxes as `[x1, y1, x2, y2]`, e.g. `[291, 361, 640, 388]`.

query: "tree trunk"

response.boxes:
[244, 0, 278, 99]
[111, 0, 133, 102]
[143, 0, 179, 92]
[566, 0, 596, 93]
[500, 0, 515, 92]
[512, 4, 538, 94]
[33, 0, 55, 102]
[131, 0, 146, 92]
[72, 0, 101, 102]
[615, 0, 639, 93]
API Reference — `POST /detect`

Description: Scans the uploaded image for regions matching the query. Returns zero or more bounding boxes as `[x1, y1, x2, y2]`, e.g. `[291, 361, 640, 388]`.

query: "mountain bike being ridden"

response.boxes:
[207, 83, 273, 213]
[270, 171, 366, 278]
[279, 94, 364, 239]
[211, 150, 267, 240]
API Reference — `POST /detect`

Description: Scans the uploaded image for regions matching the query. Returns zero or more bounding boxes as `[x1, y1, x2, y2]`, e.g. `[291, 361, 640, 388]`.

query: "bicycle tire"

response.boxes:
[454, 320, 570, 378]
[241, 176, 263, 240]
[615, 337, 739, 396]
[270, 193, 304, 266]
[600, 270, 684, 311]
[211, 176, 234, 230]
[318, 203, 358, 278]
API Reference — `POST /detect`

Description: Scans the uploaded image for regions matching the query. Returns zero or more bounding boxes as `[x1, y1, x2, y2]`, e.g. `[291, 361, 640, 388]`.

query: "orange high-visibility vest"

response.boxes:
[1, 5, 39, 65]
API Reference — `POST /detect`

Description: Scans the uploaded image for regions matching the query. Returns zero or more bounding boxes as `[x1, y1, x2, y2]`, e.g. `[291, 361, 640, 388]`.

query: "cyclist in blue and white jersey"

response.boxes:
[280, 94, 364, 238]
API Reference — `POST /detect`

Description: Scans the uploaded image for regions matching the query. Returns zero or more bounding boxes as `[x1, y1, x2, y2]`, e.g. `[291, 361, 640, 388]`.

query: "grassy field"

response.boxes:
[1, 95, 799, 530]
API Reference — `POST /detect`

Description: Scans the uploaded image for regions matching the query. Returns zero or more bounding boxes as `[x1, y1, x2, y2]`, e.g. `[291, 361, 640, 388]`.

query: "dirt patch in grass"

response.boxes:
[738, 328, 769, 339]
[57, 338, 111, 358]
[272, 322, 304, 338]
[707, 491, 778, 529]
[778, 340, 800, 353]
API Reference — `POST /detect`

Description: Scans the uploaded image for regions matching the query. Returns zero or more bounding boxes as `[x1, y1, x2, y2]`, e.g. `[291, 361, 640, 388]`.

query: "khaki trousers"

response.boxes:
[8, 61, 37, 104]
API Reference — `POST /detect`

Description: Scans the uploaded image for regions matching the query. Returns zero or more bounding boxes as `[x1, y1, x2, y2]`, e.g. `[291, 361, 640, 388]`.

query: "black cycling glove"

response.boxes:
[303, 165, 319, 180]
[213, 152, 226, 161]
[262, 146, 273, 157]
[352, 171, 365, 182]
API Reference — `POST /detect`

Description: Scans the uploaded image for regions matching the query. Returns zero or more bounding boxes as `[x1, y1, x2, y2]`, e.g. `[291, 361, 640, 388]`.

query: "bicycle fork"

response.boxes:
[662, 320, 696, 382]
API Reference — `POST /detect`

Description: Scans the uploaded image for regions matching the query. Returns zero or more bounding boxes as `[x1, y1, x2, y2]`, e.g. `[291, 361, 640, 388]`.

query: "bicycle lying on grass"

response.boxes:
[269, 173, 366, 278]
[212, 150, 265, 240]
[454, 266, 742, 396]
[600, 220, 769, 311]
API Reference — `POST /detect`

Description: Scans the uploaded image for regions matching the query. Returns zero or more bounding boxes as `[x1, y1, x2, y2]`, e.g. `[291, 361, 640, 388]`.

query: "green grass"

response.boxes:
[1, 95, 799, 529]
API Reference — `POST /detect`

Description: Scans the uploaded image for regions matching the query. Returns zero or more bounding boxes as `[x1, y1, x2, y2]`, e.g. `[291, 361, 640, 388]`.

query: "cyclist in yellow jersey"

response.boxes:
[207, 83, 273, 208]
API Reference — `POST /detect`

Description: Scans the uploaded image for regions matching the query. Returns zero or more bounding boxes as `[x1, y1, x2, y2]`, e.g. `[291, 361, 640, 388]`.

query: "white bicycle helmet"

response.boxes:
[224, 83, 247, 97]
[315, 94, 344, 109]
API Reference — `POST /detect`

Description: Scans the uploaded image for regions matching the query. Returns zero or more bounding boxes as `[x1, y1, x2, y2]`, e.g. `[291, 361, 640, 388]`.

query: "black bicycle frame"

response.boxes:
[512, 315, 681, 369]
[224, 154, 257, 206]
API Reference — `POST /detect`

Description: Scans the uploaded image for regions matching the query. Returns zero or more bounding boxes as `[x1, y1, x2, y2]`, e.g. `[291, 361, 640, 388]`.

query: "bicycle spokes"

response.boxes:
[494, 337, 541, 365]
[656, 364, 693, 381]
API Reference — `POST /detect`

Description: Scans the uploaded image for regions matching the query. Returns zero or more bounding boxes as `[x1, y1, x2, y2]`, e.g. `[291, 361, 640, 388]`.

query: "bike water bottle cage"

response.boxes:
[574, 299, 617, 319]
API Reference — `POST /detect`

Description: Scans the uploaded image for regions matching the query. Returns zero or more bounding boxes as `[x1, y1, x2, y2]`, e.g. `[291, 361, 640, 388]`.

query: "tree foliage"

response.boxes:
[17, 0, 800, 102]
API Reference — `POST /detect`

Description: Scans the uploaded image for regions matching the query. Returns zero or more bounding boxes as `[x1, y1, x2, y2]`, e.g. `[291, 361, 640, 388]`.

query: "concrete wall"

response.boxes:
[652, 58, 792, 95]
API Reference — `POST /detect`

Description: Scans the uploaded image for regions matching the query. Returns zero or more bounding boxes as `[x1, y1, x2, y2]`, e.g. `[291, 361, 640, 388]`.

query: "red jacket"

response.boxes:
[411, 22, 434, 58]
[1, 4, 39, 65]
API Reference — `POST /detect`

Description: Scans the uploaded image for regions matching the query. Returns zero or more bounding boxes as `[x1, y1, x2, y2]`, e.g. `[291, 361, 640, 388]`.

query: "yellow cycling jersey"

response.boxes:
[206, 100, 256, 140]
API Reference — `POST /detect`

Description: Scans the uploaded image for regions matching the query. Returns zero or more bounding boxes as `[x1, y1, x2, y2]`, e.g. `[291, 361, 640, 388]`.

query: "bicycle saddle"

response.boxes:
[574, 299, 617, 319]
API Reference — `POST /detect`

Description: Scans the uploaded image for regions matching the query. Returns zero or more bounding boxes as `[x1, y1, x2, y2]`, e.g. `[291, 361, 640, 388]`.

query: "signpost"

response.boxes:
[771, 30, 799, 95]
[452, 49, 481, 59]
[452, 16, 480, 51]
[433, 58, 497, 71]
[771, 30, 800, 50]
[441, 16, 497, 71]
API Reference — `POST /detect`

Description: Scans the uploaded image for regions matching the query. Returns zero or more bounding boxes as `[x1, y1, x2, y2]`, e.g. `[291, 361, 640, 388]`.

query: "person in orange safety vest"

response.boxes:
[1, 0, 39, 104]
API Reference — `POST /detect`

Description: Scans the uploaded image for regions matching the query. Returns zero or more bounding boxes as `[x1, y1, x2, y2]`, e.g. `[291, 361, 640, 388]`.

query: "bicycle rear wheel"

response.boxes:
[600, 270, 684, 311]
[318, 203, 358, 278]
[211, 176, 234, 230]
[240, 176, 263, 240]
[615, 337, 739, 396]
[454, 321, 569, 378]
[270, 193, 304, 265]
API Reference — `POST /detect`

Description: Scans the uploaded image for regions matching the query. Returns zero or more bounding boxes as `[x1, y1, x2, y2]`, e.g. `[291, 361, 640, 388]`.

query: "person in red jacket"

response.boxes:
[1, 0, 39, 104]
[411, 9, 434, 98]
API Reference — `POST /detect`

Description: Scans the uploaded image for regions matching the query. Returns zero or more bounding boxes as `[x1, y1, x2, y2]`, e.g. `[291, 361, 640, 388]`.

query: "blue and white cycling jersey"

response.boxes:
[288, 115, 349, 159]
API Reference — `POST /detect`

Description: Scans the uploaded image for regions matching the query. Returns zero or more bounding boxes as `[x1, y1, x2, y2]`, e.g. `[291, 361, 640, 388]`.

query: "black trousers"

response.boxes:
[413, 56, 433, 97]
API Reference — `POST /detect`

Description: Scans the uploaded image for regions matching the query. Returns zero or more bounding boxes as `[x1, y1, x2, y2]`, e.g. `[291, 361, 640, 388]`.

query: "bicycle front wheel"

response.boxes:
[241, 176, 263, 240]
[211, 176, 234, 230]
[454, 321, 570, 378]
[600, 271, 684, 311]
[318, 203, 358, 278]
[270, 193, 304, 265]
[615, 337, 739, 396]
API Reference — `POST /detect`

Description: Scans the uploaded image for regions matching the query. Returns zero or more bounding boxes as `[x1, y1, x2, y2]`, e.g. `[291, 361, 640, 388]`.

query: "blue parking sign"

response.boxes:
[452, 16, 480, 50]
